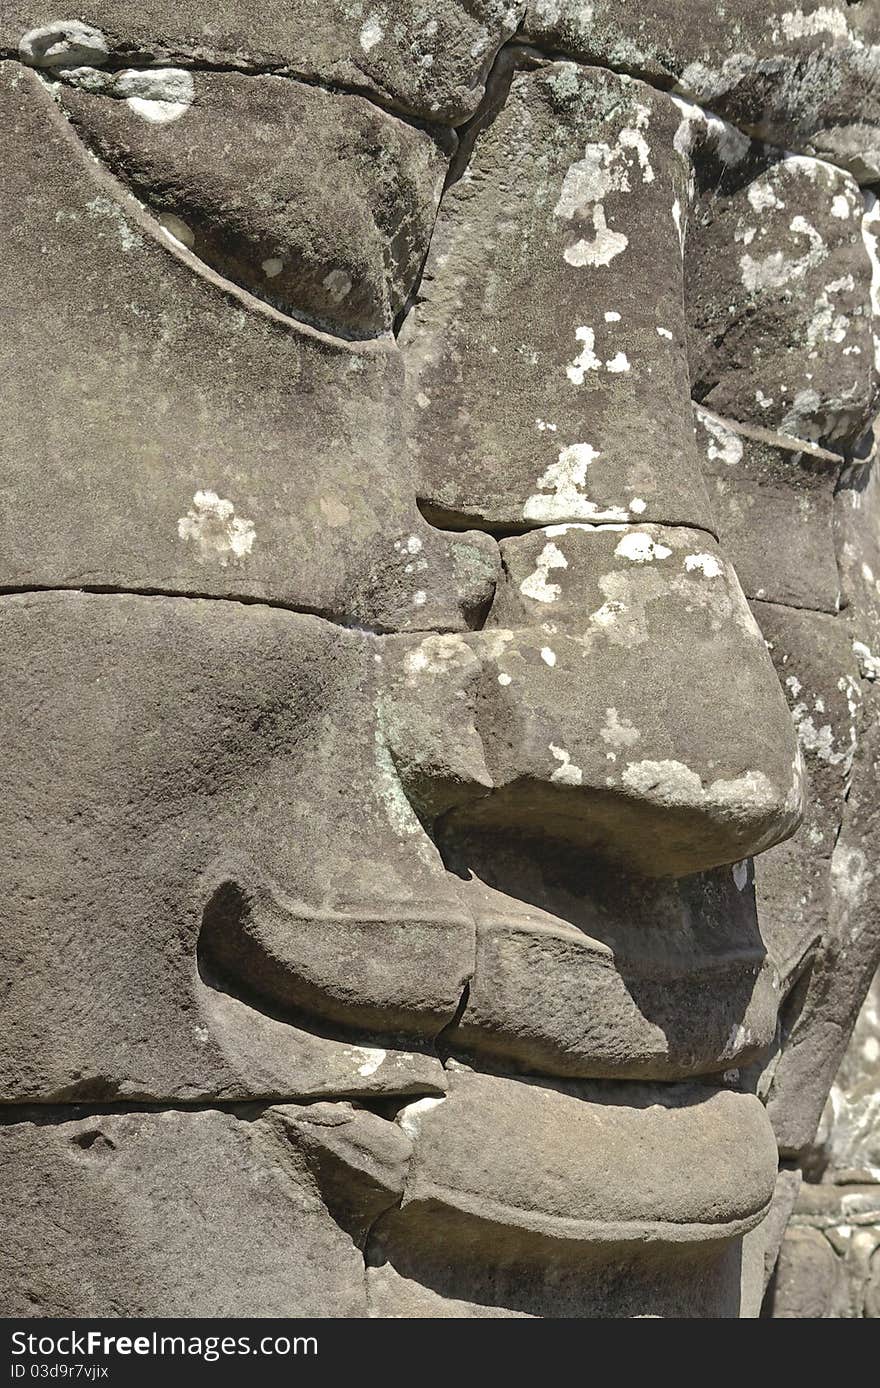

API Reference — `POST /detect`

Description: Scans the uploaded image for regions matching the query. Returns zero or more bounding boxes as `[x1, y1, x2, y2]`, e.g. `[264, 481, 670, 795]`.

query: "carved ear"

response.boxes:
[53, 66, 450, 337]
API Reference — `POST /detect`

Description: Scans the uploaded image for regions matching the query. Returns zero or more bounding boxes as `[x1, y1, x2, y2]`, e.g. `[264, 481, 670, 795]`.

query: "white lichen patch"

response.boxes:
[606, 351, 630, 373]
[600, 707, 640, 749]
[566, 326, 601, 383]
[566, 327, 630, 382]
[853, 640, 880, 680]
[549, 744, 583, 786]
[740, 213, 825, 294]
[684, 552, 723, 578]
[540, 646, 557, 667]
[359, 13, 384, 52]
[353, 1046, 386, 1077]
[622, 761, 781, 825]
[614, 531, 672, 564]
[519, 540, 568, 603]
[262, 257, 284, 278]
[552, 109, 654, 269]
[397, 1095, 445, 1139]
[830, 844, 869, 910]
[861, 193, 880, 373]
[177, 490, 256, 566]
[772, 7, 854, 43]
[696, 408, 744, 466]
[732, 861, 750, 892]
[19, 20, 109, 68]
[523, 443, 621, 523]
[747, 177, 786, 214]
[790, 700, 853, 767]
[323, 268, 353, 302]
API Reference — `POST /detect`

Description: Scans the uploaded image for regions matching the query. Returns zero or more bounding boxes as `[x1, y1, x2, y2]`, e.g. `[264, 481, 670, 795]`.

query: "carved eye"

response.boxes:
[54, 67, 450, 339]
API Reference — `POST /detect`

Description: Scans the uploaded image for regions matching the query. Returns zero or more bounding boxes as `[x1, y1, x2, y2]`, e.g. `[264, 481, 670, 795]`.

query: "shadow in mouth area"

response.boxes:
[435, 825, 775, 1080]
[366, 1203, 746, 1318]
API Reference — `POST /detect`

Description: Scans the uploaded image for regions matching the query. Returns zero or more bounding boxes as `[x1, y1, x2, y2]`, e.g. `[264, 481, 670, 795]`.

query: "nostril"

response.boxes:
[415, 495, 530, 540]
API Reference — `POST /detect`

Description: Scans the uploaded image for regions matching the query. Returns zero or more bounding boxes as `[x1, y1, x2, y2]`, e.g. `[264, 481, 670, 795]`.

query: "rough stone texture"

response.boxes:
[0, 62, 498, 631]
[694, 408, 841, 612]
[822, 972, 880, 1185]
[4, 3, 520, 124]
[367, 1071, 776, 1318]
[521, 1, 880, 180]
[1, 5, 879, 1321]
[404, 60, 713, 534]
[0, 592, 463, 1100]
[54, 66, 451, 338]
[683, 111, 878, 451]
[768, 971, 880, 1316]
[386, 523, 803, 880]
[0, 1104, 392, 1316]
[769, 1185, 880, 1317]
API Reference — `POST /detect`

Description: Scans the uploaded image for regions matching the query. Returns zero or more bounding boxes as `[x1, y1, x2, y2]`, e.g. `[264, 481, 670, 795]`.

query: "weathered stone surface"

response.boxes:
[0, 1103, 386, 1316]
[403, 60, 714, 534]
[769, 1185, 880, 1317]
[0, 592, 463, 1100]
[54, 66, 450, 338]
[694, 408, 841, 612]
[682, 113, 878, 450]
[443, 843, 778, 1079]
[820, 972, 880, 1185]
[836, 436, 880, 666]
[760, 440, 880, 1159]
[2, 3, 879, 1324]
[769, 1223, 848, 1317]
[388, 523, 803, 878]
[765, 676, 879, 1157]
[521, 1, 880, 180]
[749, 605, 861, 1067]
[5, 3, 519, 124]
[740, 1166, 802, 1317]
[0, 62, 497, 631]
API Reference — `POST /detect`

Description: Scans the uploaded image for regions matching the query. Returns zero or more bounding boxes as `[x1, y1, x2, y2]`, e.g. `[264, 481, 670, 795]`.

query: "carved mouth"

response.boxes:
[196, 829, 778, 1084]
[365, 1070, 780, 1317]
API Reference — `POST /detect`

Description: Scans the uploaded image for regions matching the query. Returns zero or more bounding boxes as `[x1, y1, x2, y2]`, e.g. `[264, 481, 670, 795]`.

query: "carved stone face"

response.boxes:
[1, 4, 878, 1319]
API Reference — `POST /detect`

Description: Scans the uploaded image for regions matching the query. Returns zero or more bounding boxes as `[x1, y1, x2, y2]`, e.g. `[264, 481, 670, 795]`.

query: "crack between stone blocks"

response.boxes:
[0, 1095, 435, 1123]
[0, 582, 473, 639]
[5, 50, 454, 141]
[7, 20, 874, 183]
[392, 38, 522, 339]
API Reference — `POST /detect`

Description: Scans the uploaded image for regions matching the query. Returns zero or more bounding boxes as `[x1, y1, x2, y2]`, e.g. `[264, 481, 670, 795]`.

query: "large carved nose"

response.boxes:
[390, 56, 806, 876]
[385, 519, 804, 877]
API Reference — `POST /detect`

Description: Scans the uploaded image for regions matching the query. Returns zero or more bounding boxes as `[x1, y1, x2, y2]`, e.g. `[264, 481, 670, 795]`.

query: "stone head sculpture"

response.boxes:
[2, 2, 878, 1319]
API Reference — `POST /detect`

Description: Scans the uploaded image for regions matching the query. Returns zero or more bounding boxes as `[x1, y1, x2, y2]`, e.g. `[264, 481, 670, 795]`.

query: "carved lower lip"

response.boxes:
[388, 1072, 780, 1250]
